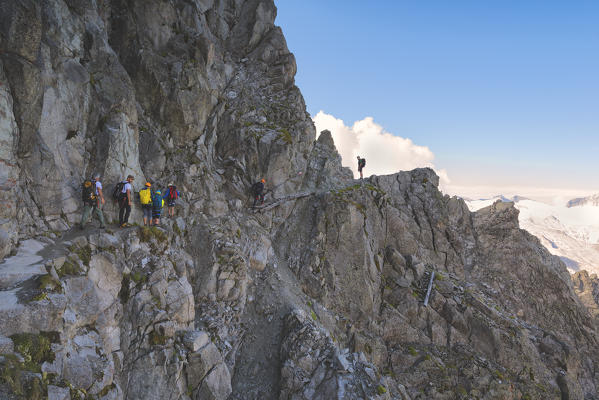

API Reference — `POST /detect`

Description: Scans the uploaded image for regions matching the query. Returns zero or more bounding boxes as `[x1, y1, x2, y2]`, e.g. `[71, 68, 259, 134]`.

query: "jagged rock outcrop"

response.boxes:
[0, 0, 307, 252]
[573, 271, 599, 322]
[2, 1, 599, 399]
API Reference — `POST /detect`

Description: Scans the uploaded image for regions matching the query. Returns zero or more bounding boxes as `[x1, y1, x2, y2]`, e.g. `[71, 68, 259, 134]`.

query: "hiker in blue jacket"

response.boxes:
[151, 190, 164, 226]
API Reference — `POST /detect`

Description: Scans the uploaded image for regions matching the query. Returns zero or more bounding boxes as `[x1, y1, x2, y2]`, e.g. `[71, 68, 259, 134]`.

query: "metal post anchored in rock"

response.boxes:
[423, 270, 435, 307]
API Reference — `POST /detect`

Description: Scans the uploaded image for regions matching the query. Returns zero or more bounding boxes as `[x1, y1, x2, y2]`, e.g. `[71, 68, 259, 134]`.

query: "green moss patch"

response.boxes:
[173, 222, 181, 236]
[69, 245, 91, 266]
[364, 184, 386, 195]
[139, 226, 168, 244]
[0, 355, 45, 400]
[330, 184, 361, 195]
[407, 346, 419, 356]
[100, 246, 117, 255]
[119, 271, 149, 304]
[38, 274, 61, 293]
[97, 383, 116, 397]
[330, 187, 367, 216]
[57, 258, 83, 277]
[130, 271, 147, 285]
[31, 293, 49, 302]
[149, 331, 167, 346]
[9, 332, 59, 373]
[494, 370, 505, 381]
[277, 128, 293, 144]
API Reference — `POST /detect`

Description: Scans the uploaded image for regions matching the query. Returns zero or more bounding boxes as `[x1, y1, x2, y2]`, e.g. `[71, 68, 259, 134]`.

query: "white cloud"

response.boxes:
[313, 111, 450, 184]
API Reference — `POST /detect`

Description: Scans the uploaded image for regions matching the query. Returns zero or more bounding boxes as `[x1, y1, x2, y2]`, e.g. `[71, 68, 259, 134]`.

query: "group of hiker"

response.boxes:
[79, 174, 180, 229]
[138, 181, 180, 226]
[79, 157, 366, 229]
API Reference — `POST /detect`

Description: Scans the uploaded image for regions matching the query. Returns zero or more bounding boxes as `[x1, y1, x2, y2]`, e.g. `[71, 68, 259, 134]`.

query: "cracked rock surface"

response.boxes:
[2, 1, 599, 399]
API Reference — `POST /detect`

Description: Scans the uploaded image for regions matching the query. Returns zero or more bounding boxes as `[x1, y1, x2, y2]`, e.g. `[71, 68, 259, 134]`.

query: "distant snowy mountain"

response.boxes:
[567, 194, 599, 208]
[465, 195, 528, 211]
[466, 194, 599, 275]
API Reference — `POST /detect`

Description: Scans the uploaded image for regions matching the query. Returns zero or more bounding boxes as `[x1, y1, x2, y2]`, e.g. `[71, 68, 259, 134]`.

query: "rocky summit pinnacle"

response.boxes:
[1, 1, 599, 399]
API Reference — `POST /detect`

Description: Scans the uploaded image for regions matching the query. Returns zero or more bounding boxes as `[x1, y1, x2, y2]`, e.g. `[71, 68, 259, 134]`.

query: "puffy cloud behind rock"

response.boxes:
[313, 111, 450, 184]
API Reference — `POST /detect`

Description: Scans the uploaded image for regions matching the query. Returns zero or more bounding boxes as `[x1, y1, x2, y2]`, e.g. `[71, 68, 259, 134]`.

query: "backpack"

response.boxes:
[167, 186, 178, 201]
[112, 182, 126, 202]
[152, 193, 164, 210]
[82, 180, 97, 205]
[252, 182, 263, 196]
[139, 188, 152, 205]
[359, 158, 366, 168]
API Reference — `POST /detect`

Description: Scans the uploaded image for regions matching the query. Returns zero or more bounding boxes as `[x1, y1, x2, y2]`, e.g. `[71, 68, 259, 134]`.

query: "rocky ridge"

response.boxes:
[1, 1, 599, 399]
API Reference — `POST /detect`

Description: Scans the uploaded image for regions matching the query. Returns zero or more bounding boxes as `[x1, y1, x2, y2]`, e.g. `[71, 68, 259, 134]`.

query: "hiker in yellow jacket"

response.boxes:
[139, 182, 153, 226]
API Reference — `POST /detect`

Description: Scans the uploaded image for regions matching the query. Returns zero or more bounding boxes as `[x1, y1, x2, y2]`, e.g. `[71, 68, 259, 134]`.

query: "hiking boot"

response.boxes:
[100, 225, 106, 229]
[120, 223, 127, 228]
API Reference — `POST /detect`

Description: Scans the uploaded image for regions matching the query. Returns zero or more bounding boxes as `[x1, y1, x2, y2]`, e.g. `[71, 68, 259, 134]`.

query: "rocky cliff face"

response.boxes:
[1, 1, 599, 399]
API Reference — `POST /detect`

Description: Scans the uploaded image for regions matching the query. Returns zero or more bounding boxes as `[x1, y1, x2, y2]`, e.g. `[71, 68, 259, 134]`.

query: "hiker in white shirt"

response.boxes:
[118, 175, 134, 227]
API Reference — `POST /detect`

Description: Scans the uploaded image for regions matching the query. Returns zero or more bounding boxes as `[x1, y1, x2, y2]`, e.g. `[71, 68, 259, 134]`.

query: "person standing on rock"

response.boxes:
[139, 182, 153, 226]
[80, 173, 106, 229]
[152, 189, 164, 226]
[118, 175, 134, 228]
[357, 156, 366, 179]
[163, 183, 180, 218]
[252, 179, 266, 207]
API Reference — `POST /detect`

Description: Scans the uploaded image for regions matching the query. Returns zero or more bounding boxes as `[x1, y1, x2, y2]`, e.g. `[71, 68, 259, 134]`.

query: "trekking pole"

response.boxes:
[423, 270, 435, 307]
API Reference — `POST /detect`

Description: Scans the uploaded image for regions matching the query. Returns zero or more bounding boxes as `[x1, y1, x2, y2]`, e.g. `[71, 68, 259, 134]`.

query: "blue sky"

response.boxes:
[275, 1, 599, 195]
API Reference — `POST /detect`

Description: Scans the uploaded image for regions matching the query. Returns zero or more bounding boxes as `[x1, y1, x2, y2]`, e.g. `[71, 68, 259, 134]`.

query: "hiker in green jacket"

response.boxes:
[80, 173, 106, 229]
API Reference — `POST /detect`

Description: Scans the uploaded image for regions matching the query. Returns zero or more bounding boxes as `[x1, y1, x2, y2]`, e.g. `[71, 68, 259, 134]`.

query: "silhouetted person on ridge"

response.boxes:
[357, 156, 366, 179]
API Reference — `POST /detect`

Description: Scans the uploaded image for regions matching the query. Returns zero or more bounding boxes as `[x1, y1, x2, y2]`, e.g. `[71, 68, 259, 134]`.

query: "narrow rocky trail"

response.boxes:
[251, 178, 370, 212]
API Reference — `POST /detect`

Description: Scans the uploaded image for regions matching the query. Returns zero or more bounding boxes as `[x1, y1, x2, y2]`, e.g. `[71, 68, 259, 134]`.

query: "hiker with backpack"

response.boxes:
[252, 179, 266, 208]
[152, 189, 165, 226]
[114, 175, 134, 228]
[357, 156, 366, 179]
[79, 173, 106, 229]
[139, 182, 153, 226]
[163, 183, 180, 218]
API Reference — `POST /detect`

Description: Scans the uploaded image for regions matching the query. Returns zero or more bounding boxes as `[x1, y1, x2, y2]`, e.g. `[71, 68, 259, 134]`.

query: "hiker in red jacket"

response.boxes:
[163, 183, 180, 218]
